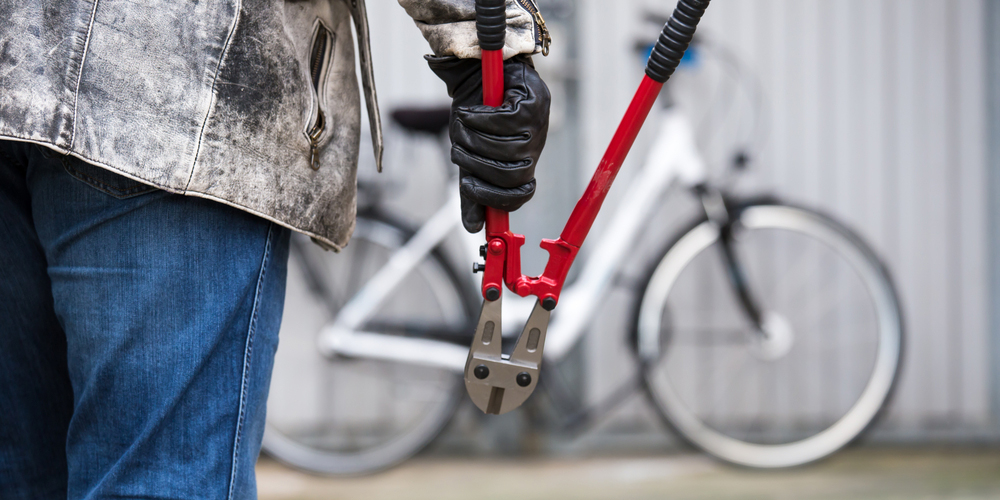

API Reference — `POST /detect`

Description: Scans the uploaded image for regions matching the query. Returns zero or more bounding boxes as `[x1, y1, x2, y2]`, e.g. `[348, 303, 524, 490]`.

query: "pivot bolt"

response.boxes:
[480, 245, 488, 259]
[542, 297, 557, 311]
[516, 372, 532, 387]
[473, 263, 486, 273]
[488, 240, 505, 255]
[485, 287, 501, 302]
[474, 365, 490, 380]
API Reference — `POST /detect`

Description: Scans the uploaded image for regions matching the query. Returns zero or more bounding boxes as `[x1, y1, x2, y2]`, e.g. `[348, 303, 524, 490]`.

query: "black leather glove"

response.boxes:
[427, 54, 551, 233]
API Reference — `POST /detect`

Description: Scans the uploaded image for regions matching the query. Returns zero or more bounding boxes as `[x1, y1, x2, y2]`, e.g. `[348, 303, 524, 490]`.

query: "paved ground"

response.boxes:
[257, 448, 1000, 500]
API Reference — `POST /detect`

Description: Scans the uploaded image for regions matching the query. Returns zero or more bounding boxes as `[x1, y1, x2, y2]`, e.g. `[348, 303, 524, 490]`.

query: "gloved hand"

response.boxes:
[427, 54, 550, 233]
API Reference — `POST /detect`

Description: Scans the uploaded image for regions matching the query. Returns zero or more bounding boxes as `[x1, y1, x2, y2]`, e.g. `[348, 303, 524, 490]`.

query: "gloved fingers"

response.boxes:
[450, 114, 539, 164]
[452, 144, 534, 188]
[453, 61, 550, 137]
[460, 195, 486, 234]
[460, 175, 536, 212]
[430, 53, 547, 233]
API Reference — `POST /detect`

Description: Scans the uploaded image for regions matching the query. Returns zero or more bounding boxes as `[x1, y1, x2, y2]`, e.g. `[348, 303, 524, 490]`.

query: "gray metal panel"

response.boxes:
[957, 0, 991, 428]
[989, 0, 1000, 428]
[279, 0, 996, 444]
[578, 0, 994, 439]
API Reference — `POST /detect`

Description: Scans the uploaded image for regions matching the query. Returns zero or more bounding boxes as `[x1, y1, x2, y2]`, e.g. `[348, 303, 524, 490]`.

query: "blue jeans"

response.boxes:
[0, 141, 291, 499]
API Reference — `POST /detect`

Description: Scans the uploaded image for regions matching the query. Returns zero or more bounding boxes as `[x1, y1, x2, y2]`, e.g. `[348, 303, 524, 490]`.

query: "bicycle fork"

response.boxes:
[696, 185, 767, 333]
[464, 0, 713, 415]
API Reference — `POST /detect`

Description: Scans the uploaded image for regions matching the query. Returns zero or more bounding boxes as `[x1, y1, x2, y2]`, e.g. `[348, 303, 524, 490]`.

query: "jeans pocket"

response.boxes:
[61, 155, 158, 199]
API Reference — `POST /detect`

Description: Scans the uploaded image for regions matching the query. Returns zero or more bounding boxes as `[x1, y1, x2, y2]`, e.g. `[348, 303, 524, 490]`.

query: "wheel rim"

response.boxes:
[638, 205, 901, 468]
[263, 219, 466, 475]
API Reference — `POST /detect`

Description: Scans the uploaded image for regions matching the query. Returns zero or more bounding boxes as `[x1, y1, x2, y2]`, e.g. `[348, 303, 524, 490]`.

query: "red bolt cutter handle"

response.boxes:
[477, 0, 566, 308]
[467, 0, 711, 415]
[476, 0, 711, 310]
[475, 0, 513, 304]
[480, 45, 510, 300]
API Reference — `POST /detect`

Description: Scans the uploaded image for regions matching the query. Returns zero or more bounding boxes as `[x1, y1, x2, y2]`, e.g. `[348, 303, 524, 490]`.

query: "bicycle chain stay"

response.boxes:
[467, 0, 711, 415]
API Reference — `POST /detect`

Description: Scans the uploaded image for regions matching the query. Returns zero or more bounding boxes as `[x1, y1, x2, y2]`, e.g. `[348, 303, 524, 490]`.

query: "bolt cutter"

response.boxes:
[465, 0, 712, 414]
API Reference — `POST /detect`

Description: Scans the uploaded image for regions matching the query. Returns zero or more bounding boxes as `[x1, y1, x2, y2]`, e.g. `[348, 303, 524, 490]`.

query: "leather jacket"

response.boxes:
[0, 0, 545, 250]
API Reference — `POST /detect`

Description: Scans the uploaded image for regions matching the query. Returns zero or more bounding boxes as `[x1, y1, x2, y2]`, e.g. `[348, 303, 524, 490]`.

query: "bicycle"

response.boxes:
[263, 1, 904, 475]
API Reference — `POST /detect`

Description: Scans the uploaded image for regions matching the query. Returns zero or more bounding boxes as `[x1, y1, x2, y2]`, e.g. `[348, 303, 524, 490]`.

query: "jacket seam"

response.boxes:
[61, 156, 157, 197]
[68, 0, 101, 149]
[187, 0, 243, 193]
[227, 222, 275, 500]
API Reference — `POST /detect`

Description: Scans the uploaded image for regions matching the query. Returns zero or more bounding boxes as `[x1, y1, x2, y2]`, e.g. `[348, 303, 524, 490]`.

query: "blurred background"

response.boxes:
[259, 0, 1000, 497]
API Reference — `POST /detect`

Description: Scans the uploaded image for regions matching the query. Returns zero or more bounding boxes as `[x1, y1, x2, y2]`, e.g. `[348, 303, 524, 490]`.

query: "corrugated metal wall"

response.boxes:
[579, 0, 994, 441]
[341, 0, 997, 442]
[989, 0, 1000, 432]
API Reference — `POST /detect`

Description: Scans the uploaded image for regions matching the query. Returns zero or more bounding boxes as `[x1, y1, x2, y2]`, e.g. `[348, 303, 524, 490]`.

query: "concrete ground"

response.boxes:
[256, 448, 1000, 500]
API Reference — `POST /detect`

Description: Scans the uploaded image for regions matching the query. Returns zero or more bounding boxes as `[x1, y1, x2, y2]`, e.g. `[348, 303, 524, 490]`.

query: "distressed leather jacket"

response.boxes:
[0, 0, 547, 250]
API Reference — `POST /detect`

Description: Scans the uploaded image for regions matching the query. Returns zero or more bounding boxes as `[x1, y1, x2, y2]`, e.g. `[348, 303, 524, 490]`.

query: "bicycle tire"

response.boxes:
[262, 213, 476, 475]
[634, 199, 903, 468]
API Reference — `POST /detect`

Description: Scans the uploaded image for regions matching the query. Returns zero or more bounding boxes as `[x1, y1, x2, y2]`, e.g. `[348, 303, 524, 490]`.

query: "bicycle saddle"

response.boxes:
[390, 106, 451, 136]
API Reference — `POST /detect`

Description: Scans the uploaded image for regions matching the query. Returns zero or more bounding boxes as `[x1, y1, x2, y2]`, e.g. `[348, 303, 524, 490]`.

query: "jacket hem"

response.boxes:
[0, 134, 349, 252]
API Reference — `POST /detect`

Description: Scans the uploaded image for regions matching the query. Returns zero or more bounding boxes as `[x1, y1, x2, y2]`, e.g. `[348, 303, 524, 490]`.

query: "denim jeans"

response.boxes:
[0, 141, 291, 499]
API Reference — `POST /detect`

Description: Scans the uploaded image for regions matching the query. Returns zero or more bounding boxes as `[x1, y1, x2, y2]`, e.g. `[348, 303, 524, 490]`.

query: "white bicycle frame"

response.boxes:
[317, 106, 709, 373]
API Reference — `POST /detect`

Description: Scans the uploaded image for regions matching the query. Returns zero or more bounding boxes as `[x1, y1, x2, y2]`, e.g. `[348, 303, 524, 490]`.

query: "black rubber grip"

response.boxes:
[646, 0, 711, 83]
[476, 0, 507, 51]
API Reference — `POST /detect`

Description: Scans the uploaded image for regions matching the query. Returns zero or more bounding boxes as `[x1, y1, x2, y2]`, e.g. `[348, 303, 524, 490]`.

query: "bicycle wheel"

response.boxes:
[263, 214, 476, 475]
[635, 200, 903, 468]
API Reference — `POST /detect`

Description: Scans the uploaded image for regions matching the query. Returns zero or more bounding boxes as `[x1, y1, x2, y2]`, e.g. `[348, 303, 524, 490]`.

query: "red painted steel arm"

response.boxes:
[481, 72, 665, 308]
[561, 77, 663, 247]
[478, 0, 706, 309]
[479, 50, 512, 302]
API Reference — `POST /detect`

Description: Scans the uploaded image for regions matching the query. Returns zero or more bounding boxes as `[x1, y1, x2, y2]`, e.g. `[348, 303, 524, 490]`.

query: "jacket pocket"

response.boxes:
[305, 20, 336, 171]
[62, 155, 158, 199]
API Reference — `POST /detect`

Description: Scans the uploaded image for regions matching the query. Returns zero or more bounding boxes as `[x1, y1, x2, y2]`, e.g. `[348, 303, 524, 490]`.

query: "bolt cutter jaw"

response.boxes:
[467, 0, 711, 416]
[464, 297, 550, 415]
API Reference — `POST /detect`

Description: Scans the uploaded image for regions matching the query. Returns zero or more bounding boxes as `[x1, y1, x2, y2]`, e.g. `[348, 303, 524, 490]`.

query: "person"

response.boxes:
[0, 0, 550, 497]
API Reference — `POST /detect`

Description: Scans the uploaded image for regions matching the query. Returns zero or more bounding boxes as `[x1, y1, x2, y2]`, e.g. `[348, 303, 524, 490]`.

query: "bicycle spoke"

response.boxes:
[760, 240, 816, 298]
[360, 320, 470, 341]
[266, 219, 467, 475]
[663, 327, 751, 345]
[346, 240, 374, 299]
[640, 204, 901, 466]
